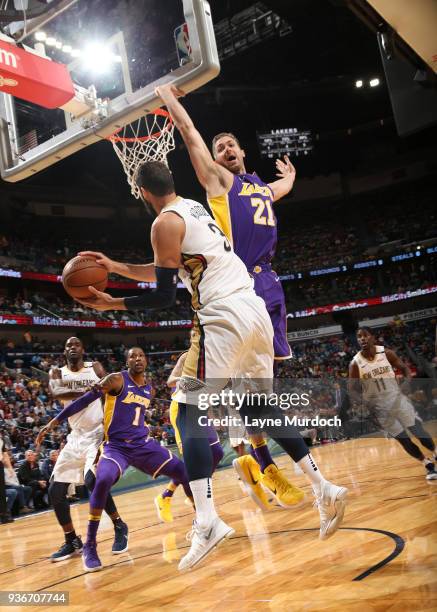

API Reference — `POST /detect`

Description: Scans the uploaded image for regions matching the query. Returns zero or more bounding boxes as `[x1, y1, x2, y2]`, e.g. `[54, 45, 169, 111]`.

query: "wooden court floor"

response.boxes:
[1, 428, 436, 611]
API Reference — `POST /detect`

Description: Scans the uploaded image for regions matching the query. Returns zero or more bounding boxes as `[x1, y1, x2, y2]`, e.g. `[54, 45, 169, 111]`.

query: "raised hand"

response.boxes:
[275, 155, 296, 180]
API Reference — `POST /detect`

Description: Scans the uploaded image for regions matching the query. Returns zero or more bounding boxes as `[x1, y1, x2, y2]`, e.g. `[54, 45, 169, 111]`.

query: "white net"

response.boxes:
[108, 110, 175, 199]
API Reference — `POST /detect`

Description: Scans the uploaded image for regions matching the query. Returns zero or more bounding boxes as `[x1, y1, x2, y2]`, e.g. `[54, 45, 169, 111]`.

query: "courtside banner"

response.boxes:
[0, 314, 192, 329]
[287, 285, 437, 318]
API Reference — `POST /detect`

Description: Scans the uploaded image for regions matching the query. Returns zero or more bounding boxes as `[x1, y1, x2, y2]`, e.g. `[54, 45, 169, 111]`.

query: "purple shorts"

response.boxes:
[252, 265, 292, 359]
[100, 438, 175, 480]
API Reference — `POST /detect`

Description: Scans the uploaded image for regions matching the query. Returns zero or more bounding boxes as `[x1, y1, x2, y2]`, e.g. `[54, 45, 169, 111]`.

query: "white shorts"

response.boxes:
[51, 428, 103, 484]
[175, 291, 274, 403]
[373, 394, 417, 437]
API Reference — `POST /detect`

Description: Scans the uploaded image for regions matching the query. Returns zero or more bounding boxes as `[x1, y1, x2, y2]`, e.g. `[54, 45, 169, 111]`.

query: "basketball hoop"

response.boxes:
[107, 108, 175, 200]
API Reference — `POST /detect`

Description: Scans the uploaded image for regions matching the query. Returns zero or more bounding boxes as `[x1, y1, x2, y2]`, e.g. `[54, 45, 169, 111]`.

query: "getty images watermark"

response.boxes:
[197, 389, 342, 429]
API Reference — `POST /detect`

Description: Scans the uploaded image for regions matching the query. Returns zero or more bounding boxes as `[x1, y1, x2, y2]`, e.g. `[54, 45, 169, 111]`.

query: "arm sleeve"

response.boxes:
[123, 266, 178, 311]
[56, 389, 103, 423]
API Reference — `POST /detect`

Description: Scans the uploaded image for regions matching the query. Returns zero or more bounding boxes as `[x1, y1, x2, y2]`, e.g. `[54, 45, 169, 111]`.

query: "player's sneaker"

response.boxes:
[178, 517, 235, 571]
[112, 521, 129, 554]
[82, 542, 102, 572]
[314, 481, 348, 540]
[155, 493, 173, 522]
[260, 464, 305, 508]
[425, 462, 437, 481]
[50, 536, 83, 562]
[232, 455, 271, 510]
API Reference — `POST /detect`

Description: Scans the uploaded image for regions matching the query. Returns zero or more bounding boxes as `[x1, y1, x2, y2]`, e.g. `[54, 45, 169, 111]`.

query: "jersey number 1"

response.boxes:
[132, 407, 141, 426]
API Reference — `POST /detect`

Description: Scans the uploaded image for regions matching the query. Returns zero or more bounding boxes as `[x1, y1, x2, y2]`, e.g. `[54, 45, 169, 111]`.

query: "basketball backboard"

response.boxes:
[0, 0, 219, 182]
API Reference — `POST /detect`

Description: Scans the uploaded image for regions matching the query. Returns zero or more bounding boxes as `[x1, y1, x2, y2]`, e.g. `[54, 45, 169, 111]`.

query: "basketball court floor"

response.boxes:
[2, 429, 436, 611]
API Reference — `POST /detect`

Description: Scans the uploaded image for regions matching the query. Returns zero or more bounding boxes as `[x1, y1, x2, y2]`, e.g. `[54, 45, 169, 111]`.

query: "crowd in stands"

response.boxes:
[1, 180, 436, 279]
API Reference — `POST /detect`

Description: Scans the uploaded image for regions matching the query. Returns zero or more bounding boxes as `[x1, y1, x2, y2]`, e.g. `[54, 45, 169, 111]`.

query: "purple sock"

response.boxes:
[86, 516, 100, 544]
[162, 488, 175, 499]
[253, 444, 275, 473]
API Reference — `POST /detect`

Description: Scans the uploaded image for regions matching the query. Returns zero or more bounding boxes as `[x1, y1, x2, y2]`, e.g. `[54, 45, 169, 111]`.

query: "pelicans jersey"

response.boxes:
[162, 196, 274, 399]
[60, 362, 102, 434]
[352, 346, 416, 436]
[160, 196, 253, 311]
[103, 370, 151, 443]
[208, 174, 291, 359]
[53, 362, 104, 484]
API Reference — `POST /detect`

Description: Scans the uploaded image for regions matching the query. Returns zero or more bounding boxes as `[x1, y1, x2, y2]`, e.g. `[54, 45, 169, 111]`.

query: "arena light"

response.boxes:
[81, 43, 116, 74]
[34, 31, 46, 41]
[355, 79, 363, 88]
[62, 45, 72, 53]
[45, 37, 57, 46]
[71, 49, 82, 58]
[55, 40, 63, 49]
[370, 78, 380, 87]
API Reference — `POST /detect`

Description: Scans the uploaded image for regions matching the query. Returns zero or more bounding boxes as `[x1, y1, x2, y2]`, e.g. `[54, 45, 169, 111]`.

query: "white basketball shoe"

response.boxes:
[314, 481, 348, 540]
[178, 517, 235, 571]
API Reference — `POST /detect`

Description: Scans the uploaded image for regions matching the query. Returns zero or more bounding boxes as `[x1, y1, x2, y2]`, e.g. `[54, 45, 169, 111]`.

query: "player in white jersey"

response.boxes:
[42, 337, 128, 561]
[78, 161, 348, 571]
[349, 327, 437, 481]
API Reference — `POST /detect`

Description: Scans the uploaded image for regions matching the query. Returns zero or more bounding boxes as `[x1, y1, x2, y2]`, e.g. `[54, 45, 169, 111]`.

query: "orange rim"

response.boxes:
[107, 108, 173, 143]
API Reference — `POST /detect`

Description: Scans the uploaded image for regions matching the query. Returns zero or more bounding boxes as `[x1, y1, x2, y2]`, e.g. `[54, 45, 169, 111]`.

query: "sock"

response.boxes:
[162, 482, 178, 499]
[423, 459, 435, 473]
[65, 530, 77, 543]
[250, 438, 275, 473]
[297, 453, 326, 495]
[189, 477, 217, 530]
[87, 510, 102, 544]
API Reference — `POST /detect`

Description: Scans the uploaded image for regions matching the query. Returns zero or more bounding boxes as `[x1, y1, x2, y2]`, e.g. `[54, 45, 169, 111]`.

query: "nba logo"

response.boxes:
[174, 23, 192, 66]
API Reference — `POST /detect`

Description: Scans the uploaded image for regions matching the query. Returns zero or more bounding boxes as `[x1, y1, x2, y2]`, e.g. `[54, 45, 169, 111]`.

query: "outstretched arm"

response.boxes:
[268, 155, 296, 202]
[77, 251, 157, 283]
[156, 84, 232, 197]
[75, 213, 184, 312]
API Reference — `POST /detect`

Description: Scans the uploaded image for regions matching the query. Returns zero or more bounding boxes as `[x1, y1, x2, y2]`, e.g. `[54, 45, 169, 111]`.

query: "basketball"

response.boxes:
[62, 255, 108, 300]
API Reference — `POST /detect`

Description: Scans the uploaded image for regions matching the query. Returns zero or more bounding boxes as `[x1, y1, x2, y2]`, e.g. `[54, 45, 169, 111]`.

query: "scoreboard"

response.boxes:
[257, 128, 313, 159]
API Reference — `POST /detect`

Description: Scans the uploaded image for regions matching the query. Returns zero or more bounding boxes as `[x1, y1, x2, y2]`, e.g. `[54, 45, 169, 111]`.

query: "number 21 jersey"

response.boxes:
[208, 173, 277, 270]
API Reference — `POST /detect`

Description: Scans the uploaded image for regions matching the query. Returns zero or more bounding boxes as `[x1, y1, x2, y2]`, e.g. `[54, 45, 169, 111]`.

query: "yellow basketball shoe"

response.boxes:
[154, 493, 173, 523]
[260, 464, 305, 508]
[232, 455, 271, 510]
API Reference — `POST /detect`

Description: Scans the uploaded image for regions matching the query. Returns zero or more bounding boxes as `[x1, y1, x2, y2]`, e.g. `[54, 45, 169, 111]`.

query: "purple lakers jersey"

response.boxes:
[208, 173, 277, 269]
[103, 370, 152, 442]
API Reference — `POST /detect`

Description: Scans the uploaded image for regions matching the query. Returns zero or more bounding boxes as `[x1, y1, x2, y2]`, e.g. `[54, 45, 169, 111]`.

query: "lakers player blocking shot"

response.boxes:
[155, 84, 349, 521]
[78, 160, 348, 571]
[349, 327, 437, 481]
[38, 337, 128, 561]
[39, 346, 193, 572]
